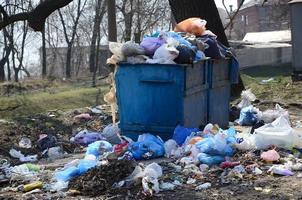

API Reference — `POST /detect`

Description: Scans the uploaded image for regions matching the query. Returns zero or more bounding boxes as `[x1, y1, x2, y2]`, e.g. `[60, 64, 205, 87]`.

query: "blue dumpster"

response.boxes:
[207, 59, 231, 128]
[115, 61, 208, 141]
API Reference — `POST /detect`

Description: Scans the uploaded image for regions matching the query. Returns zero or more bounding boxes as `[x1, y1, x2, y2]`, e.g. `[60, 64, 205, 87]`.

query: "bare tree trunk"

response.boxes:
[7, 60, 11, 81]
[89, 0, 106, 72]
[41, 27, 47, 77]
[124, 13, 133, 41]
[107, 0, 117, 42]
[66, 44, 72, 78]
[92, 32, 101, 87]
[134, 0, 141, 43]
[58, 0, 87, 78]
[0, 30, 10, 81]
[13, 21, 28, 82]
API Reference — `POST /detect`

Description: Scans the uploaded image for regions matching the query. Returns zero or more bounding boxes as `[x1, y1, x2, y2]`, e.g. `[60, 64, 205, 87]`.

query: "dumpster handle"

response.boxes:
[140, 79, 174, 84]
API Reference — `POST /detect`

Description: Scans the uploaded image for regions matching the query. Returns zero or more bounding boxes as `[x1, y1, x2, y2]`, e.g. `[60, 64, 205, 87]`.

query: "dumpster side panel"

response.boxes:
[184, 61, 208, 127]
[116, 63, 185, 140]
[208, 59, 231, 128]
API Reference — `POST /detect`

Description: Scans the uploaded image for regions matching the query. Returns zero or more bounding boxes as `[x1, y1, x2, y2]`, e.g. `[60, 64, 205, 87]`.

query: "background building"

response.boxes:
[229, 0, 290, 40]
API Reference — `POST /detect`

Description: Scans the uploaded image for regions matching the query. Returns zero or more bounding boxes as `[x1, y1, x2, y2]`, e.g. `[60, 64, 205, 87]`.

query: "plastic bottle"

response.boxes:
[22, 181, 43, 192]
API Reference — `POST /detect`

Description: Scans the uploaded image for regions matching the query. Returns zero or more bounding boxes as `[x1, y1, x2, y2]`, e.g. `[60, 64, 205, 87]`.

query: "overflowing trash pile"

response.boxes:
[107, 18, 238, 66]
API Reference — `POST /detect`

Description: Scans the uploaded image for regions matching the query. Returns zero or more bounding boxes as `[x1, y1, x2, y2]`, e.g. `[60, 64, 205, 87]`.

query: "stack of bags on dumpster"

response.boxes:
[107, 18, 234, 66]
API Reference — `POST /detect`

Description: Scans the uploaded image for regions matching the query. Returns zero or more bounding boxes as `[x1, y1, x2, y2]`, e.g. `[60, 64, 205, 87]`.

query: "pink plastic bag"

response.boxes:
[261, 149, 280, 162]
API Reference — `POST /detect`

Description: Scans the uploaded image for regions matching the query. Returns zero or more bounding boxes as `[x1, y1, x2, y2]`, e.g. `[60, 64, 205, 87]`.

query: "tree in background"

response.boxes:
[90, 0, 107, 87]
[58, 0, 88, 78]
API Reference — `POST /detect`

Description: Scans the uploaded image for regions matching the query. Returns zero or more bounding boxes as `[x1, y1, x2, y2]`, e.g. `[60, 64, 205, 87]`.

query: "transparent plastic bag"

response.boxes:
[254, 116, 294, 149]
[164, 139, 178, 158]
[258, 104, 290, 123]
[121, 41, 145, 57]
[237, 89, 256, 109]
[109, 42, 124, 61]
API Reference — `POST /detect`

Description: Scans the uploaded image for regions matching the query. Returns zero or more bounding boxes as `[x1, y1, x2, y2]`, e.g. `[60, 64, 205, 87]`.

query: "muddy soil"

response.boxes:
[69, 160, 135, 197]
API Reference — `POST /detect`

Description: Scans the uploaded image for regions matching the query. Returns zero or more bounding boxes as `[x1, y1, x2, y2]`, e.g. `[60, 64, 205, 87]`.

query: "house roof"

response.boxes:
[240, 0, 262, 10]
[240, 0, 289, 10]
[243, 30, 291, 43]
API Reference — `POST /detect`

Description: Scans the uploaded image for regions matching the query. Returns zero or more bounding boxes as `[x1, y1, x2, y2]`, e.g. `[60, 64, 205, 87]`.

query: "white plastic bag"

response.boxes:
[237, 89, 256, 109]
[102, 123, 121, 144]
[146, 42, 179, 64]
[164, 139, 178, 158]
[108, 42, 124, 62]
[254, 116, 294, 149]
[257, 104, 290, 123]
[142, 163, 163, 195]
[142, 176, 160, 194]
[144, 163, 162, 179]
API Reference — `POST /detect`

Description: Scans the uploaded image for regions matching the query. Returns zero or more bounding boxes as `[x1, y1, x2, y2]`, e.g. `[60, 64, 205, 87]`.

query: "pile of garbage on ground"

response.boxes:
[1, 89, 302, 198]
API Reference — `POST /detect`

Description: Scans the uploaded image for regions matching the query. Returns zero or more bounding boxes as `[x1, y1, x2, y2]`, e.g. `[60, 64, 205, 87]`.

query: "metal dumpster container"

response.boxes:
[207, 59, 231, 128]
[115, 61, 208, 141]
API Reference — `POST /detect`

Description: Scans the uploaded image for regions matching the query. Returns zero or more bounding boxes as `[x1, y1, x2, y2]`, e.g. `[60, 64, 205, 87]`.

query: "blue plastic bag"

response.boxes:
[165, 32, 193, 48]
[198, 153, 225, 166]
[55, 166, 80, 182]
[85, 140, 113, 158]
[237, 105, 258, 126]
[77, 159, 97, 175]
[128, 134, 165, 160]
[173, 125, 199, 146]
[195, 133, 234, 157]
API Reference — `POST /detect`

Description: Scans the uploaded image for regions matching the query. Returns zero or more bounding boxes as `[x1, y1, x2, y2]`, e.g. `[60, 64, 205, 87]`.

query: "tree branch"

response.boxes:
[224, 0, 245, 30]
[0, 0, 74, 32]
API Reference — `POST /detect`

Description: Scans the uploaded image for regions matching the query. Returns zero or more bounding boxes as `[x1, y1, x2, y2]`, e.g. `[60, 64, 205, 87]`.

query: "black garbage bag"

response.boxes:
[37, 134, 57, 151]
[174, 44, 196, 64]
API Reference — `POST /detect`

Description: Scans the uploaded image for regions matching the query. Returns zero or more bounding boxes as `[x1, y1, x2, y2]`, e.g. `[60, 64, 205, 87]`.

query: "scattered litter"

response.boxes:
[129, 134, 165, 160]
[102, 123, 121, 144]
[186, 178, 196, 185]
[254, 116, 295, 149]
[261, 149, 280, 162]
[237, 89, 256, 109]
[71, 129, 105, 147]
[232, 165, 246, 174]
[253, 167, 263, 175]
[260, 78, 275, 84]
[9, 149, 37, 163]
[37, 134, 57, 151]
[19, 137, 32, 149]
[268, 165, 294, 176]
[195, 182, 211, 190]
[220, 161, 240, 169]
[21, 181, 43, 193]
[258, 104, 289, 124]
[164, 139, 179, 158]
[160, 182, 176, 190]
[48, 146, 65, 160]
[199, 164, 209, 172]
[73, 113, 92, 120]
